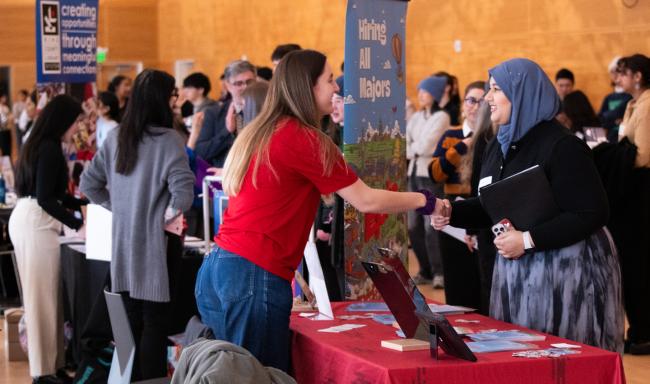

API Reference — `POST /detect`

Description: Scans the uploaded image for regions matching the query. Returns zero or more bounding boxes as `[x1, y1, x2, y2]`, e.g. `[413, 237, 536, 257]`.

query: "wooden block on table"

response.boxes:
[381, 338, 430, 352]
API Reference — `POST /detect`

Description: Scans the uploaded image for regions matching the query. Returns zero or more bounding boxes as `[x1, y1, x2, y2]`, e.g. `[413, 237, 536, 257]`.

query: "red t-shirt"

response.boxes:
[215, 118, 358, 281]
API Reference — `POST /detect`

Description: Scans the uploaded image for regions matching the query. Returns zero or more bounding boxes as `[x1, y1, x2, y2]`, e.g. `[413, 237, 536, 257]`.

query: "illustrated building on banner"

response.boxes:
[343, 0, 408, 300]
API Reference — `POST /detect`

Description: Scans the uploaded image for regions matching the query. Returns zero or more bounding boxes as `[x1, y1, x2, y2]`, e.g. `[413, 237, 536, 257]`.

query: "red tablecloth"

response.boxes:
[290, 302, 625, 384]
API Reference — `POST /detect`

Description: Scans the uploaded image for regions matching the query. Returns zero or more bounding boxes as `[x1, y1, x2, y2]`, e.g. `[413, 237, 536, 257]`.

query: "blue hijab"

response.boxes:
[488, 58, 560, 156]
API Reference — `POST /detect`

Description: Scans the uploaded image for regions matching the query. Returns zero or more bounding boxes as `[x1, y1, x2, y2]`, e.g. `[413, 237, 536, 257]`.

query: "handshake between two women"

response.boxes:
[429, 199, 528, 260]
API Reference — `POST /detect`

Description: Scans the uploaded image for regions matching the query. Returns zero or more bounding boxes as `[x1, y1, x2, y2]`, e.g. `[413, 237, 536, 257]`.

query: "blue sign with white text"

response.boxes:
[343, 0, 406, 145]
[36, 0, 98, 83]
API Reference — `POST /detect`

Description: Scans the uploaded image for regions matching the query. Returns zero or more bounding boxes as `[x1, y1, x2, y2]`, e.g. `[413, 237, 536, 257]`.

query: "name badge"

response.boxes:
[477, 176, 493, 195]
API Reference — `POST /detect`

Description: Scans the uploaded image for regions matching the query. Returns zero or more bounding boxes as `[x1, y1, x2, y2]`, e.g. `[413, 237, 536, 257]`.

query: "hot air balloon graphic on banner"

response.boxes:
[392, 33, 403, 83]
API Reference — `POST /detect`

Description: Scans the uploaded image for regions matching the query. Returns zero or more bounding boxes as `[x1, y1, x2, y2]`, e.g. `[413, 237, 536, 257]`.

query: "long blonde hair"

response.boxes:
[223, 50, 341, 196]
[460, 102, 496, 184]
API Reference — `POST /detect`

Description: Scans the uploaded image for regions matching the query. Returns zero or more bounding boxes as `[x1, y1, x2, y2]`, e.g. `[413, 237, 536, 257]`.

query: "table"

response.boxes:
[60, 242, 204, 364]
[290, 302, 626, 384]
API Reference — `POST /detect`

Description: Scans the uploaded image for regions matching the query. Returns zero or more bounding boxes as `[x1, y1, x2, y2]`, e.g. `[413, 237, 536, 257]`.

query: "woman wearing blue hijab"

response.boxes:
[432, 58, 624, 352]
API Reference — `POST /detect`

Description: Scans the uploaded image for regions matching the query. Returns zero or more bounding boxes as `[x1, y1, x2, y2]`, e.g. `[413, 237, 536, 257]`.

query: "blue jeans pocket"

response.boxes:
[216, 251, 255, 302]
[194, 256, 209, 297]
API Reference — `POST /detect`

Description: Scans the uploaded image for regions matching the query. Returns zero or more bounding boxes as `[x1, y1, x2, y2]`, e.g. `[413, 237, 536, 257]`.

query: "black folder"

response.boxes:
[478, 165, 560, 231]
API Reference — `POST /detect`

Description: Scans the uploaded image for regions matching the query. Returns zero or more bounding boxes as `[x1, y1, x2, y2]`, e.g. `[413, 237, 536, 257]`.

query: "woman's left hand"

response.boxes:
[430, 199, 451, 230]
[493, 230, 525, 259]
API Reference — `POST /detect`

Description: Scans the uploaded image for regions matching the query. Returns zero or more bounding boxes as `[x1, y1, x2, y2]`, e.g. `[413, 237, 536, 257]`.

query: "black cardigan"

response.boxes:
[450, 120, 609, 251]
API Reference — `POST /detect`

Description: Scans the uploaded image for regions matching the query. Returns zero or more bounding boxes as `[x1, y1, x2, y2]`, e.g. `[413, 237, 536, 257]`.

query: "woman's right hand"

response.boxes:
[464, 234, 477, 252]
[187, 111, 204, 149]
[225, 102, 238, 133]
[431, 199, 451, 230]
[191, 111, 205, 134]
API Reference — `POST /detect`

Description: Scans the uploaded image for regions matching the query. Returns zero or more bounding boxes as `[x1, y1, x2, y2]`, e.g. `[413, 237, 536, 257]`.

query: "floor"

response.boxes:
[0, 250, 648, 383]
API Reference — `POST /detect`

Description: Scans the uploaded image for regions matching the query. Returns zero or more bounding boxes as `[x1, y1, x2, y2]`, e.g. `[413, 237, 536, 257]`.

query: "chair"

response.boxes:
[201, 175, 227, 251]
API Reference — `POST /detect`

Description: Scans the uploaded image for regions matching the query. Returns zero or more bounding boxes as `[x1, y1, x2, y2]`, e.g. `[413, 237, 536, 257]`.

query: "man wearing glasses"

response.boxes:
[195, 60, 256, 167]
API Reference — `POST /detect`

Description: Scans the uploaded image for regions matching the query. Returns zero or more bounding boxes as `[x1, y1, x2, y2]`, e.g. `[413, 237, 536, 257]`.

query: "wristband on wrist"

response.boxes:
[523, 231, 535, 250]
[415, 189, 436, 215]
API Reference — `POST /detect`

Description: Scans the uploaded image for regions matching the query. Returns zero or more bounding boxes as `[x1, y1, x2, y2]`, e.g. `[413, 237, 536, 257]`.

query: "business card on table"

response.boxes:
[338, 314, 374, 320]
[318, 324, 366, 333]
[455, 319, 480, 324]
[550, 343, 581, 349]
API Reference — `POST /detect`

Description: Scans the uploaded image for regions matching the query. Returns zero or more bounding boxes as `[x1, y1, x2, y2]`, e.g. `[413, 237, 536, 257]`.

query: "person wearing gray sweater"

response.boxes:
[80, 69, 195, 380]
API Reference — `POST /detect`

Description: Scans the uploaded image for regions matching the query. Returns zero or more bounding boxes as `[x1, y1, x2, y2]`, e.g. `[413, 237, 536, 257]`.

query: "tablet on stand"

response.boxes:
[362, 247, 477, 362]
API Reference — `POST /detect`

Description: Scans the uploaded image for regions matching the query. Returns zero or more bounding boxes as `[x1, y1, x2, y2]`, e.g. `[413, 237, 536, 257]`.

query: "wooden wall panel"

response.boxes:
[0, 0, 157, 98]
[1, 0, 649, 112]
[99, 0, 158, 65]
[156, 0, 648, 111]
[0, 1, 37, 98]
[404, 0, 650, 110]
[157, 0, 347, 97]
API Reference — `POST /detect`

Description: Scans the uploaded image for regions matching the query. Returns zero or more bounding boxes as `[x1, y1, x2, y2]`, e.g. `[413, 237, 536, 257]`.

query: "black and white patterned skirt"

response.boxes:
[490, 227, 624, 353]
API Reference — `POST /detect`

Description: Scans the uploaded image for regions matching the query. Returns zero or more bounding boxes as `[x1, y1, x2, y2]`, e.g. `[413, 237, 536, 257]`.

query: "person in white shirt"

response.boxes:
[12, 90, 29, 124]
[0, 94, 10, 129]
[95, 91, 120, 149]
[406, 75, 450, 287]
[17, 91, 38, 149]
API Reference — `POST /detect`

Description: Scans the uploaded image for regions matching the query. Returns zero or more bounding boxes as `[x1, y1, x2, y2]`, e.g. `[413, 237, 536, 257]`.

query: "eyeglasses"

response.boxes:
[230, 79, 255, 87]
[464, 97, 484, 106]
[615, 68, 631, 76]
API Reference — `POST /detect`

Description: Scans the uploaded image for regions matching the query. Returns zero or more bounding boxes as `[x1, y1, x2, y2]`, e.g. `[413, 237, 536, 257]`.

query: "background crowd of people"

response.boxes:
[1, 45, 649, 382]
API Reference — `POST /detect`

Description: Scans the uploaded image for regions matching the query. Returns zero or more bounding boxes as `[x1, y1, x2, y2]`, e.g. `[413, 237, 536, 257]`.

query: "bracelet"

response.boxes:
[415, 189, 436, 215]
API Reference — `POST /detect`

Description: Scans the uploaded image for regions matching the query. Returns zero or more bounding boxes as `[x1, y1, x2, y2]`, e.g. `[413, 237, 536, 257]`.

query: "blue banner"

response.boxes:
[343, 0, 408, 300]
[36, 0, 98, 83]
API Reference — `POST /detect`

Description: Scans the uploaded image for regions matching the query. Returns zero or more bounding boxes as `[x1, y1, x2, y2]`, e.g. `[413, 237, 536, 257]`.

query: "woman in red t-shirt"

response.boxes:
[194, 49, 442, 372]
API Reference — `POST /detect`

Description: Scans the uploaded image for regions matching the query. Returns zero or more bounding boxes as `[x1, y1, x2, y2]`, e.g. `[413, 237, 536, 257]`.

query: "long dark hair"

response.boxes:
[461, 102, 495, 184]
[617, 54, 650, 89]
[98, 91, 120, 121]
[429, 101, 442, 115]
[16, 95, 82, 196]
[562, 90, 600, 134]
[108, 75, 128, 94]
[116, 69, 175, 175]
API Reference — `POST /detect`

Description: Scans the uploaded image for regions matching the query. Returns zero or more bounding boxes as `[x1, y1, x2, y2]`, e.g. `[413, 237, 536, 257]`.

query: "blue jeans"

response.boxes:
[194, 247, 293, 372]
